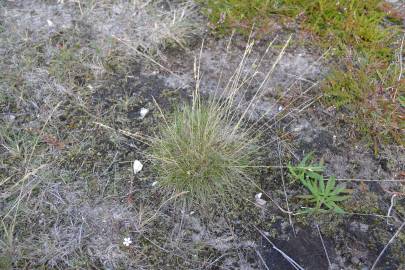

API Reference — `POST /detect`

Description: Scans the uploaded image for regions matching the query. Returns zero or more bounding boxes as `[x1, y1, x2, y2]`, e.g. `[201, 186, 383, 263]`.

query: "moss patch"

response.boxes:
[204, 0, 404, 148]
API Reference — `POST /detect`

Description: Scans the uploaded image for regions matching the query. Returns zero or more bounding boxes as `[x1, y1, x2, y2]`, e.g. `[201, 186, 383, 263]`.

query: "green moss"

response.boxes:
[0, 255, 12, 270]
[48, 46, 94, 88]
[205, 0, 399, 56]
[205, 0, 289, 36]
[324, 56, 404, 149]
[204, 0, 404, 147]
[301, 1, 397, 58]
[324, 65, 369, 109]
[344, 191, 381, 215]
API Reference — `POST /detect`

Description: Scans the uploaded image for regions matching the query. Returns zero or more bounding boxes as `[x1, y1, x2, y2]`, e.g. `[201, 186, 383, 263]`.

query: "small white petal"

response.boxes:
[151, 181, 158, 187]
[139, 108, 149, 119]
[123, 237, 132, 246]
[255, 193, 266, 206]
[133, 160, 143, 174]
[256, 198, 267, 206]
[47, 19, 54, 27]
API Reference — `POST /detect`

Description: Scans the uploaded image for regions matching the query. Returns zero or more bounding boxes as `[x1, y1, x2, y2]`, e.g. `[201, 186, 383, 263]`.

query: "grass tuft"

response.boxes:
[150, 96, 258, 205]
[150, 36, 293, 207]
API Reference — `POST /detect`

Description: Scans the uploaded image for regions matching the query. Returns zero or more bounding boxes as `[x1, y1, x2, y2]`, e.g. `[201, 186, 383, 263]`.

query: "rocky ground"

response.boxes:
[0, 0, 404, 269]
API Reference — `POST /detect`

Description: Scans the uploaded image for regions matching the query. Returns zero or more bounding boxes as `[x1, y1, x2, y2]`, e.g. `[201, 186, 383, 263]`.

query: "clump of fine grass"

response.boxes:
[150, 37, 292, 206]
[150, 94, 258, 205]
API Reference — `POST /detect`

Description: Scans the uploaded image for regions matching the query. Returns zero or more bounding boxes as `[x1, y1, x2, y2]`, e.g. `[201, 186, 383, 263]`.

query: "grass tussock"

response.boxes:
[150, 37, 292, 207]
[151, 97, 257, 205]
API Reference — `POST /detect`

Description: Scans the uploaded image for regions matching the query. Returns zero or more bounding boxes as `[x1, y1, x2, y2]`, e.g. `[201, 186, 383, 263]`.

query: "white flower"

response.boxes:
[255, 193, 266, 206]
[133, 160, 143, 174]
[47, 19, 54, 27]
[139, 108, 149, 119]
[151, 181, 158, 187]
[123, 237, 132, 246]
[278, 105, 283, 112]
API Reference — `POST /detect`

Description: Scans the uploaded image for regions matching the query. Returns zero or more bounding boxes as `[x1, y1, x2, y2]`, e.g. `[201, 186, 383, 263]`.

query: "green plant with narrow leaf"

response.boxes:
[287, 152, 324, 181]
[288, 153, 351, 214]
[399, 95, 405, 108]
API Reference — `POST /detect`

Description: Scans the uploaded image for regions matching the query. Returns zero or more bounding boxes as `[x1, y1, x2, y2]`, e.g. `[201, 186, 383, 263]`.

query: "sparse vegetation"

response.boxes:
[204, 0, 404, 147]
[1, 0, 404, 269]
[48, 46, 94, 88]
[324, 54, 405, 148]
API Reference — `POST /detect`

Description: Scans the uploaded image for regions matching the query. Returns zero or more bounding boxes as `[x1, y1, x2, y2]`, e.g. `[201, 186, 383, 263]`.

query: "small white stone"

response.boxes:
[47, 19, 54, 27]
[139, 108, 149, 119]
[133, 160, 143, 174]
